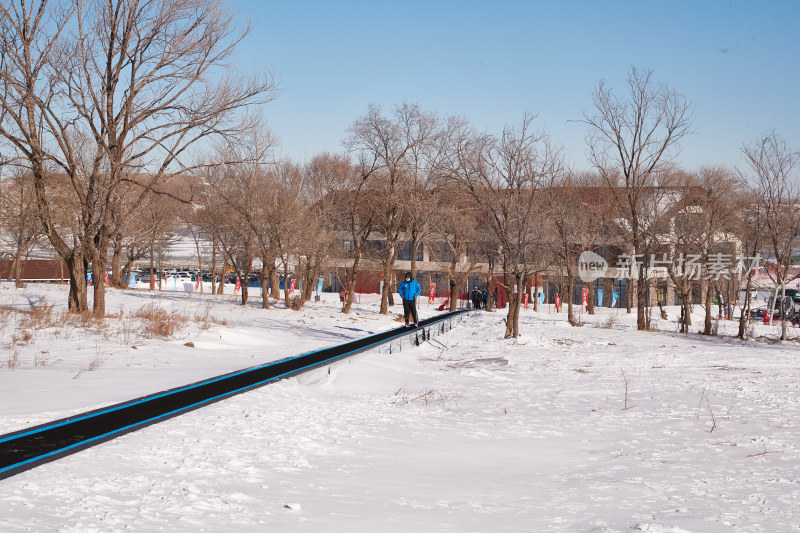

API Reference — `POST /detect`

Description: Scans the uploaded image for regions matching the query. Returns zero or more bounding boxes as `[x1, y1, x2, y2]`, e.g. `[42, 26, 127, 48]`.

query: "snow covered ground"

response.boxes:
[1, 282, 799, 532]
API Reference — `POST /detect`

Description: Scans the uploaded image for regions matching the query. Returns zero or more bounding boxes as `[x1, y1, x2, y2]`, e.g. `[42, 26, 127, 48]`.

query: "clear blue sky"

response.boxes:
[231, 0, 799, 172]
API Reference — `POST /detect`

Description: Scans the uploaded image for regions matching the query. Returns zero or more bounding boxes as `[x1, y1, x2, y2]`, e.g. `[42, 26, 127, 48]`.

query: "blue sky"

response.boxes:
[231, 0, 799, 172]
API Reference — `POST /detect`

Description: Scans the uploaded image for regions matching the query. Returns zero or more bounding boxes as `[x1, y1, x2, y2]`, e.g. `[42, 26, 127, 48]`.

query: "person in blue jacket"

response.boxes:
[397, 271, 422, 327]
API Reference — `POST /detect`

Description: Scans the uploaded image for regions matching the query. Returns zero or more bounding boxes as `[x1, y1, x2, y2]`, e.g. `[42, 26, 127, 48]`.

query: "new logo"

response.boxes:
[578, 251, 608, 282]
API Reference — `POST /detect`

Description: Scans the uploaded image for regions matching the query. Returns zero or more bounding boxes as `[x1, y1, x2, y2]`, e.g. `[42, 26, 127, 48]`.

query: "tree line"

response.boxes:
[1, 2, 798, 340]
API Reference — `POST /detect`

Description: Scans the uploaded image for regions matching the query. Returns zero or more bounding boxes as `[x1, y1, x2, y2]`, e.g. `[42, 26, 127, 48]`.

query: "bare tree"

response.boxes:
[549, 181, 582, 323]
[140, 192, 180, 291]
[429, 189, 482, 311]
[200, 162, 258, 306]
[268, 162, 309, 310]
[734, 182, 765, 339]
[299, 157, 342, 305]
[743, 132, 800, 340]
[0, 170, 43, 287]
[329, 155, 377, 314]
[549, 172, 610, 322]
[695, 167, 740, 335]
[200, 125, 279, 307]
[659, 168, 739, 334]
[0, 0, 274, 315]
[345, 103, 438, 315]
[443, 114, 563, 338]
[659, 169, 702, 333]
[583, 67, 693, 330]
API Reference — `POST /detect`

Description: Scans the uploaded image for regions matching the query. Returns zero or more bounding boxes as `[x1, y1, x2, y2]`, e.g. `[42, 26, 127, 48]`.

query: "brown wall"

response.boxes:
[0, 259, 68, 282]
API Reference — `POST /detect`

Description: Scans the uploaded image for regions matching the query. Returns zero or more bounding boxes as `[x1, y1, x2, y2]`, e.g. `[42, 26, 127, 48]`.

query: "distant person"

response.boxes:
[482, 289, 488, 309]
[471, 287, 482, 310]
[397, 272, 421, 327]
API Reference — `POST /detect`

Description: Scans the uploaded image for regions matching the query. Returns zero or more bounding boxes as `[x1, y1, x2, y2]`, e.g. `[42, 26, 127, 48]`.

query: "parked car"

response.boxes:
[751, 289, 800, 321]
[175, 272, 193, 283]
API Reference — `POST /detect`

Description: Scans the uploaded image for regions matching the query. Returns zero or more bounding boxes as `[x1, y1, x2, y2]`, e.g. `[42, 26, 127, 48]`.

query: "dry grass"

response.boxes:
[132, 303, 187, 338]
[393, 387, 461, 410]
[192, 305, 227, 330]
[5, 345, 21, 369]
[20, 296, 57, 328]
[0, 296, 227, 368]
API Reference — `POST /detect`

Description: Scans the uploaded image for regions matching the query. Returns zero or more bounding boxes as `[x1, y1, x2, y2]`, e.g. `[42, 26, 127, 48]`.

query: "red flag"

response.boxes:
[429, 283, 436, 304]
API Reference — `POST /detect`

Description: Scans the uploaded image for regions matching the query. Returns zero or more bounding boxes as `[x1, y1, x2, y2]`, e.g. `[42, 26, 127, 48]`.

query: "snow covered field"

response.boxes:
[1, 282, 799, 532]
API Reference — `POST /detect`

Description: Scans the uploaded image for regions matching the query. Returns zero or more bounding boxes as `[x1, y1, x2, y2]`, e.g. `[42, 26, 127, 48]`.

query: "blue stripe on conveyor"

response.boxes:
[0, 310, 465, 480]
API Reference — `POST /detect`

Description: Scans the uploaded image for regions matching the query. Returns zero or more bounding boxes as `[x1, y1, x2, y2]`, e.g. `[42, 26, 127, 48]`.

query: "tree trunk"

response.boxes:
[737, 273, 754, 340]
[704, 282, 713, 335]
[211, 235, 217, 295]
[680, 292, 692, 334]
[66, 254, 89, 313]
[379, 245, 396, 315]
[91, 229, 112, 317]
[10, 252, 22, 288]
[240, 270, 249, 306]
[194, 235, 203, 295]
[301, 257, 313, 302]
[533, 275, 539, 312]
[512, 283, 522, 337]
[260, 264, 271, 309]
[270, 268, 280, 299]
[122, 256, 134, 289]
[111, 236, 123, 287]
[626, 279, 633, 314]
[283, 263, 292, 309]
[567, 272, 575, 323]
[502, 267, 514, 337]
[767, 283, 780, 326]
[504, 273, 522, 338]
[780, 280, 788, 341]
[586, 281, 594, 315]
[218, 260, 227, 294]
[342, 247, 363, 314]
[410, 233, 420, 287]
[686, 286, 693, 326]
[636, 269, 646, 330]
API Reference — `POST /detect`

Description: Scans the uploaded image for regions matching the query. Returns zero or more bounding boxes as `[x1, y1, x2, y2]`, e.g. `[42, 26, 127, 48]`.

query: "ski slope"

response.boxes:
[1, 282, 799, 532]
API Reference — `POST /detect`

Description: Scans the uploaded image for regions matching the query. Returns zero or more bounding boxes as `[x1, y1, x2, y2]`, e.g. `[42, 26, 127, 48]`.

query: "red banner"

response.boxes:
[555, 293, 561, 312]
[429, 283, 436, 304]
[104, 272, 109, 284]
[289, 278, 295, 297]
[582, 288, 589, 308]
[523, 292, 529, 310]
[234, 276, 241, 294]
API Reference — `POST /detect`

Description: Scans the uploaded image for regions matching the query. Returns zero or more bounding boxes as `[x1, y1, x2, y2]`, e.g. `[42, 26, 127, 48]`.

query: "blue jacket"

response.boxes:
[398, 279, 421, 301]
